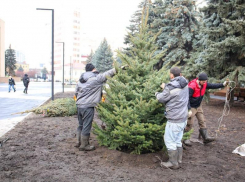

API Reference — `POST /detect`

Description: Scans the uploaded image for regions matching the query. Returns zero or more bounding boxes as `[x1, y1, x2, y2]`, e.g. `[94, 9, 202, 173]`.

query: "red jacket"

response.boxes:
[188, 78, 224, 108]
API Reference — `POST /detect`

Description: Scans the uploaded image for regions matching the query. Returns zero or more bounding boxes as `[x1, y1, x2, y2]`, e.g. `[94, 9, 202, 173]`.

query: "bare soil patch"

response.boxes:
[0, 92, 245, 182]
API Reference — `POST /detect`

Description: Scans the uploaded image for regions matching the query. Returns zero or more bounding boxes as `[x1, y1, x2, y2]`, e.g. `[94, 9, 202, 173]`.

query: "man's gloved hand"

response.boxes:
[160, 83, 165, 89]
[121, 65, 128, 70]
[223, 81, 229, 86]
[188, 110, 192, 118]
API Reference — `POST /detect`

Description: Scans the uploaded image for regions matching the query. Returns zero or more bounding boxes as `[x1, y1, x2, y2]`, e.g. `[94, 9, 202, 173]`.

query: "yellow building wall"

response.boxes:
[15, 63, 29, 72]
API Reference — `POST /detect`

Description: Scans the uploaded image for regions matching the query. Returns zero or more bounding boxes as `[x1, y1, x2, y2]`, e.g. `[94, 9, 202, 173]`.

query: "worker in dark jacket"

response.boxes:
[23, 74, 30, 94]
[74, 63, 116, 151]
[8, 76, 16, 93]
[184, 72, 228, 146]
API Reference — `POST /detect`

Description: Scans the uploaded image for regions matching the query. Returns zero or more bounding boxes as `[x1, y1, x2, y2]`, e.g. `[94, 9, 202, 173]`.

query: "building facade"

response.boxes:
[54, 9, 85, 82]
[15, 50, 26, 63]
[15, 62, 29, 72]
[0, 19, 5, 77]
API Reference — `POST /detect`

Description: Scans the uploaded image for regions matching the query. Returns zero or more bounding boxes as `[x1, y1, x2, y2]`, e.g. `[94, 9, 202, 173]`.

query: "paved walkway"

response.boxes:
[0, 81, 74, 137]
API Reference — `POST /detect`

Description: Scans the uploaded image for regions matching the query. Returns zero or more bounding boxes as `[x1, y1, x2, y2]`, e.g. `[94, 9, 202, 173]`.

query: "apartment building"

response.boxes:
[54, 9, 85, 82]
[0, 19, 5, 77]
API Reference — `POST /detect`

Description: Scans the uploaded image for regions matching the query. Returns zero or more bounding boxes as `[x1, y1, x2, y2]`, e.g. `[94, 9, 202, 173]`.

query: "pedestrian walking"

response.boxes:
[75, 63, 116, 151]
[23, 74, 30, 94]
[8, 76, 16, 93]
[183, 72, 228, 146]
[155, 67, 189, 169]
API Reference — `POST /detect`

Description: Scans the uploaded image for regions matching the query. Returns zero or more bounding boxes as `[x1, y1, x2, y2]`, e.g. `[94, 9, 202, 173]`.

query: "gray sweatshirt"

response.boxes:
[75, 68, 116, 108]
[155, 76, 189, 123]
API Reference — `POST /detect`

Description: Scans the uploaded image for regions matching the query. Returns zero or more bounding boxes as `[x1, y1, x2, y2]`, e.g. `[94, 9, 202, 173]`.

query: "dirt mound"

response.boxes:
[0, 92, 245, 182]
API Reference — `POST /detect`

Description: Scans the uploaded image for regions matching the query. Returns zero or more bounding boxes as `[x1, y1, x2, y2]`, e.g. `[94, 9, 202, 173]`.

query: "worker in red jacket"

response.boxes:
[184, 73, 228, 146]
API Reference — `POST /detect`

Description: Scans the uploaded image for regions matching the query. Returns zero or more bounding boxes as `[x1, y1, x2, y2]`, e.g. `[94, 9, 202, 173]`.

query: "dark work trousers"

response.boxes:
[24, 84, 29, 93]
[77, 107, 95, 136]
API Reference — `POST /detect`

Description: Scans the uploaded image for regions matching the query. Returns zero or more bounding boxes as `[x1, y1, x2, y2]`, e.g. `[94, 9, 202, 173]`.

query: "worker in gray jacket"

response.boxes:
[155, 67, 189, 169]
[75, 63, 116, 151]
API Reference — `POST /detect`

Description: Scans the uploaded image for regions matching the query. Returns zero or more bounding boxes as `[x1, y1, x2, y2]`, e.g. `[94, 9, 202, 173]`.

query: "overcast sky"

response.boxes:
[0, 0, 206, 68]
[0, 0, 142, 67]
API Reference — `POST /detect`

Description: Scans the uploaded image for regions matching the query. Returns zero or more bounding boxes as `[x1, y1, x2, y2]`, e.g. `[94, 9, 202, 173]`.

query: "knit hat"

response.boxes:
[198, 72, 208, 81]
[85, 63, 95, 72]
[170, 67, 181, 77]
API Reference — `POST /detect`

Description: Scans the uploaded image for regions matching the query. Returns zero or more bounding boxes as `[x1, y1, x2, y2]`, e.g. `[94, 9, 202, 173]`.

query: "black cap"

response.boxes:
[170, 67, 181, 77]
[85, 63, 95, 72]
[198, 72, 208, 81]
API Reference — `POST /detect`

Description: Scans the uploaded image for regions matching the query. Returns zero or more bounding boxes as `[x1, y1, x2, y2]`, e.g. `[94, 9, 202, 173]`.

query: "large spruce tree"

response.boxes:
[123, 0, 155, 56]
[92, 39, 113, 73]
[149, 0, 166, 35]
[5, 45, 17, 76]
[124, 0, 153, 46]
[184, 0, 245, 86]
[93, 10, 169, 154]
[153, 0, 201, 69]
[86, 50, 94, 64]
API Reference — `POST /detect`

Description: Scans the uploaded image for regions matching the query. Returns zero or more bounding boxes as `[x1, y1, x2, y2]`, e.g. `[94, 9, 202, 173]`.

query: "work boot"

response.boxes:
[160, 150, 179, 169]
[199, 128, 215, 144]
[177, 147, 183, 164]
[79, 135, 95, 151]
[74, 131, 81, 148]
[183, 139, 192, 146]
[183, 125, 192, 147]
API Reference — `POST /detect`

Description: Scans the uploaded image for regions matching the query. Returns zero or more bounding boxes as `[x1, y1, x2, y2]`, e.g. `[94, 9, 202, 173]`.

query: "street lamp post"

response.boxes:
[70, 56, 72, 84]
[36, 8, 54, 100]
[56, 42, 65, 93]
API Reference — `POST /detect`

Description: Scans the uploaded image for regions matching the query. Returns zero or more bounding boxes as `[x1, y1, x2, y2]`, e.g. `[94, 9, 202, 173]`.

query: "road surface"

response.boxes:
[0, 81, 74, 137]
